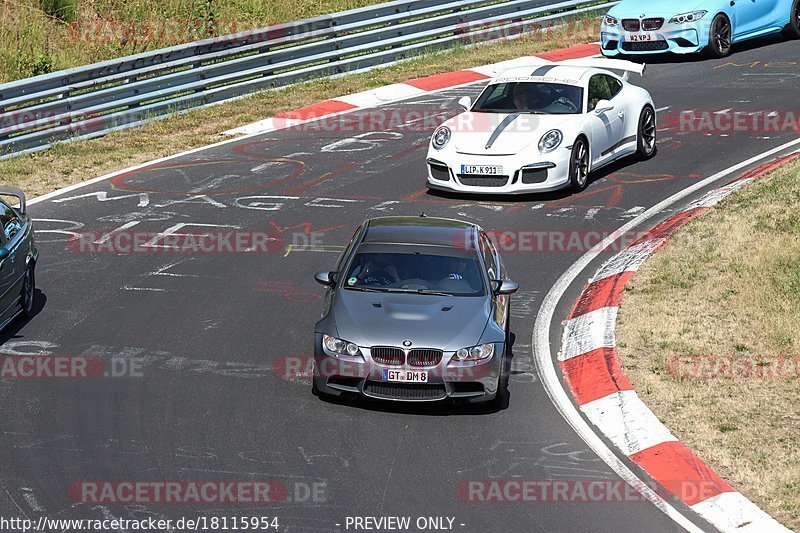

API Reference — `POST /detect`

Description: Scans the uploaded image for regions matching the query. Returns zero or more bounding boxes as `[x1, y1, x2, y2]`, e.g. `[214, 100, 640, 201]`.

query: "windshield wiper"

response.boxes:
[344, 286, 385, 293]
[347, 287, 453, 297]
[415, 289, 453, 297]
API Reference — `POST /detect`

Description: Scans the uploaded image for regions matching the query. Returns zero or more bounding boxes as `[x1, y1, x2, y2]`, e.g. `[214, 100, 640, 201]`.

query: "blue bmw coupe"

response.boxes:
[601, 0, 800, 58]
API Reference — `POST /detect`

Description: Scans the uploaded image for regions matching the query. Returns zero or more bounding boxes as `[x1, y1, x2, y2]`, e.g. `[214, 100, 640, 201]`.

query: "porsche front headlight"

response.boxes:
[538, 129, 563, 153]
[669, 10, 707, 24]
[432, 126, 452, 150]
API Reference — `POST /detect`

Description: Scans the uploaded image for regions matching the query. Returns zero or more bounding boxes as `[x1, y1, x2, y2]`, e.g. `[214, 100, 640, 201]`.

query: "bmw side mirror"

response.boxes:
[457, 96, 472, 111]
[314, 271, 336, 287]
[0, 247, 9, 261]
[0, 187, 26, 214]
[594, 99, 614, 114]
[497, 280, 519, 295]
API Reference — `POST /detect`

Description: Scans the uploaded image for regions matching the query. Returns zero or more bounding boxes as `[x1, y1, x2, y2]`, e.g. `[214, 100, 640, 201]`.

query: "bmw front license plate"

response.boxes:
[626, 33, 656, 42]
[461, 164, 503, 175]
[382, 369, 428, 383]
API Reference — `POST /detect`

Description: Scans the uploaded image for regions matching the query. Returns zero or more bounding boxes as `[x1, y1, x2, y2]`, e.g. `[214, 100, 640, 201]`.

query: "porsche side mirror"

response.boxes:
[457, 96, 472, 111]
[594, 99, 614, 114]
[314, 271, 336, 287]
[496, 280, 519, 295]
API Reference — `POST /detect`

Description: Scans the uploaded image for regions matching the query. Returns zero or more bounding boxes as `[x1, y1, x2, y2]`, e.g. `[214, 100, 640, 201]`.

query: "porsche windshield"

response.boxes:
[472, 81, 584, 115]
[343, 252, 485, 296]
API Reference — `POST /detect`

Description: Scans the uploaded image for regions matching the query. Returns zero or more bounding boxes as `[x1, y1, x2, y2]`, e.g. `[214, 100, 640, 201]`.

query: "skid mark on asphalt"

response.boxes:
[123, 257, 205, 292]
[455, 441, 610, 479]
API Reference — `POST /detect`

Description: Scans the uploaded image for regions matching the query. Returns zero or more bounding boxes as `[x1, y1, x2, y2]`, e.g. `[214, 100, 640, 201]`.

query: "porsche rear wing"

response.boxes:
[559, 57, 647, 79]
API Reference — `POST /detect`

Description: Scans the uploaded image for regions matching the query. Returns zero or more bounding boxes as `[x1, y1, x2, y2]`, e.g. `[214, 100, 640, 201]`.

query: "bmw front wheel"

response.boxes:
[783, 0, 800, 39]
[706, 14, 732, 58]
[21, 266, 35, 318]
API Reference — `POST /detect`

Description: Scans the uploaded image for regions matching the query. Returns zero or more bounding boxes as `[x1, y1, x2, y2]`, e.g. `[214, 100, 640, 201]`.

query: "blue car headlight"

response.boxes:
[603, 15, 618, 27]
[454, 343, 495, 361]
[432, 126, 451, 150]
[323, 335, 362, 356]
[669, 10, 707, 24]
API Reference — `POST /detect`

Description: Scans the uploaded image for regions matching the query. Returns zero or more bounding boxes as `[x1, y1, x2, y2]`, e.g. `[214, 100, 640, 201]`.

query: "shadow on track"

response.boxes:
[0, 289, 47, 345]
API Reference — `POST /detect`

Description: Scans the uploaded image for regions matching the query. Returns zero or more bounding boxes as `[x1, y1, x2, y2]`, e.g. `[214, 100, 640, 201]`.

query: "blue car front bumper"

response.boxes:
[600, 21, 708, 55]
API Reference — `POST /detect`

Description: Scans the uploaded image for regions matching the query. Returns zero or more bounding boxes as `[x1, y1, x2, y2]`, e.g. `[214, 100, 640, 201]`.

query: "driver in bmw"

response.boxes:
[357, 257, 400, 285]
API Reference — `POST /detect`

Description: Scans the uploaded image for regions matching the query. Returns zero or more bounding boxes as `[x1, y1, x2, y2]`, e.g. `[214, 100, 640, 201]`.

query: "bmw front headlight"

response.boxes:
[602, 15, 618, 26]
[432, 126, 451, 150]
[323, 335, 362, 356]
[454, 343, 495, 361]
[669, 10, 707, 24]
[538, 129, 563, 153]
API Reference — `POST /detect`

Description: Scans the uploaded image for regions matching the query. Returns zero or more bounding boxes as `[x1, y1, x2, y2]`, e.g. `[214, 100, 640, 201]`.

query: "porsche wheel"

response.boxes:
[636, 106, 657, 160]
[569, 137, 590, 193]
[783, 0, 800, 39]
[706, 14, 732, 58]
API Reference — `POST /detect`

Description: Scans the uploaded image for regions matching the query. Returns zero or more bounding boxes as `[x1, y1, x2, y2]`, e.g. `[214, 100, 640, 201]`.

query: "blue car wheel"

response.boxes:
[706, 13, 732, 58]
[784, 0, 800, 38]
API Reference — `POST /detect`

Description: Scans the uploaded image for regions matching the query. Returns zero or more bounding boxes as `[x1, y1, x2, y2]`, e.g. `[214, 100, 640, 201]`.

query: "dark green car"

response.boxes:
[0, 187, 38, 330]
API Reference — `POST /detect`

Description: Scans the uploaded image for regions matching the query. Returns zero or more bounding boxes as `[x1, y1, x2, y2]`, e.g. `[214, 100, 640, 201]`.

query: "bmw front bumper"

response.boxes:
[600, 21, 707, 55]
[312, 335, 503, 403]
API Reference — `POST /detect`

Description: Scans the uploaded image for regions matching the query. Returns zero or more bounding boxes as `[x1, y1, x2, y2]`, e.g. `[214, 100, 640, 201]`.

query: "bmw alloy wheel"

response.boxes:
[711, 15, 732, 57]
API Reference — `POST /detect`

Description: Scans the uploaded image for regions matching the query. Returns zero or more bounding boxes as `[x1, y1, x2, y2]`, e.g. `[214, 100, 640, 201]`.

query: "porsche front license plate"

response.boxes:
[382, 369, 428, 383]
[461, 164, 503, 175]
[626, 33, 656, 42]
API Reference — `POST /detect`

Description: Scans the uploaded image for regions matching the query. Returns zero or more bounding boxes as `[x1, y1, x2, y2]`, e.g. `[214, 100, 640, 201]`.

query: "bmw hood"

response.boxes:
[330, 290, 493, 351]
[448, 112, 572, 156]
[608, 0, 708, 17]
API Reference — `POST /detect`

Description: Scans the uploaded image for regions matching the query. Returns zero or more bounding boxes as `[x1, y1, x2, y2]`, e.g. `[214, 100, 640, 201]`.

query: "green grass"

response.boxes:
[0, 0, 388, 82]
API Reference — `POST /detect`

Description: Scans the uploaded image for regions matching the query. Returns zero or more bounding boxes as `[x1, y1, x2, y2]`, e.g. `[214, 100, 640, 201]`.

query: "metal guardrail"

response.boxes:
[0, 0, 615, 159]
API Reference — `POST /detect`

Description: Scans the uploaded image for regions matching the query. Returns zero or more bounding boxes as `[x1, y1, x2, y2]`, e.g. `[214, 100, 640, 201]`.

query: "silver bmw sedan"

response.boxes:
[313, 216, 518, 406]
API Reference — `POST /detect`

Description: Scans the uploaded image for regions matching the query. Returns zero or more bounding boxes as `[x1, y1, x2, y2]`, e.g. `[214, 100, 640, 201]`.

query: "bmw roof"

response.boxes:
[361, 216, 478, 247]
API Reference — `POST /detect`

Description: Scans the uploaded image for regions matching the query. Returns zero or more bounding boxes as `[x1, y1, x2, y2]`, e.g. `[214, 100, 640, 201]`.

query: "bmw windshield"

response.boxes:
[343, 252, 486, 296]
[472, 81, 583, 115]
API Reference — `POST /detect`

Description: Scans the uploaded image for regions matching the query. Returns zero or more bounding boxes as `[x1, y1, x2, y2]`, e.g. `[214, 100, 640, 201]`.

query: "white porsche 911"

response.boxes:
[425, 58, 657, 195]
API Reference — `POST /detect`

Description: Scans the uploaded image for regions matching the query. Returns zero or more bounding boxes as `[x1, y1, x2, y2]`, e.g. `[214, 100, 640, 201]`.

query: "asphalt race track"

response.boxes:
[2, 36, 799, 532]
